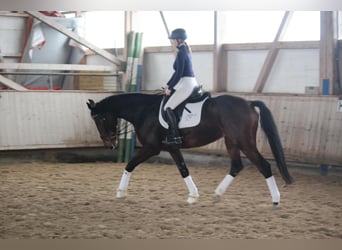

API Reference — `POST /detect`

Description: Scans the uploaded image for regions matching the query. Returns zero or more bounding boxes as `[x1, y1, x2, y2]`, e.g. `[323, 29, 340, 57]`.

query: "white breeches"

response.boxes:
[164, 77, 198, 110]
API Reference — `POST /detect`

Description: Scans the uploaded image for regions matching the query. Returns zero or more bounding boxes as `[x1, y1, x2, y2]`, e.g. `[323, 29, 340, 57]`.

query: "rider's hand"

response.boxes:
[164, 86, 171, 96]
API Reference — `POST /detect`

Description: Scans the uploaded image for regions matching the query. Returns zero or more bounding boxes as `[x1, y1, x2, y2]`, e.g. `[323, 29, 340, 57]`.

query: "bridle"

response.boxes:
[92, 114, 134, 150]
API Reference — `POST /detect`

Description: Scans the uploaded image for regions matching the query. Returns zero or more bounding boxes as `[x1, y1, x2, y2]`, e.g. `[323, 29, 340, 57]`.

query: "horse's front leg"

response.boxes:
[116, 146, 160, 199]
[169, 148, 199, 204]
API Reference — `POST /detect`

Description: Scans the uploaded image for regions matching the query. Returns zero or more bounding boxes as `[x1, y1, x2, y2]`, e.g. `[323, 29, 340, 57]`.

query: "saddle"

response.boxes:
[159, 86, 211, 129]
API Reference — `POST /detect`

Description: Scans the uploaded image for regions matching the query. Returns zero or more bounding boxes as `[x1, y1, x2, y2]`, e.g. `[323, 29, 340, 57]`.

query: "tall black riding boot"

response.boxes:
[163, 108, 182, 145]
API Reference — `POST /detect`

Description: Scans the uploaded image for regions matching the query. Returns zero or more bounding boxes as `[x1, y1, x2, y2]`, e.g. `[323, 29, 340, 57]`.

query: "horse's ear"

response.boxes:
[87, 99, 96, 110]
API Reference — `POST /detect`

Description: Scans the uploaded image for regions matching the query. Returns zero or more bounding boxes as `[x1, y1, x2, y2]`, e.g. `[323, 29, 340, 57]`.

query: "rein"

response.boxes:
[91, 114, 134, 150]
[92, 114, 133, 135]
[116, 119, 135, 137]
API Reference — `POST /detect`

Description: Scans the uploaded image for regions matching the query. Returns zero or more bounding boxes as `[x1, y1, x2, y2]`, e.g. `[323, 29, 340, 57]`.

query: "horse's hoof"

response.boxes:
[273, 202, 279, 207]
[212, 195, 221, 203]
[187, 194, 199, 204]
[116, 189, 127, 199]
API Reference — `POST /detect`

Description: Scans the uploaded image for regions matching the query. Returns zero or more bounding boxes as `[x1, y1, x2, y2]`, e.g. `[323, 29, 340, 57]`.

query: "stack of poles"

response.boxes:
[117, 31, 143, 163]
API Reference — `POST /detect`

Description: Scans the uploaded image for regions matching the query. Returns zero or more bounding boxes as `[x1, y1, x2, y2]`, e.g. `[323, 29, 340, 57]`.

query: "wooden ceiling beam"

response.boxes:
[0, 62, 115, 72]
[0, 75, 28, 91]
[25, 11, 123, 68]
[253, 11, 293, 93]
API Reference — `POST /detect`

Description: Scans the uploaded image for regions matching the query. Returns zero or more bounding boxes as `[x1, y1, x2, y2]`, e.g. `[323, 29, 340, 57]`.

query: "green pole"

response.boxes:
[125, 31, 136, 92]
[123, 32, 143, 162]
[123, 31, 137, 162]
[130, 32, 143, 92]
[117, 31, 136, 163]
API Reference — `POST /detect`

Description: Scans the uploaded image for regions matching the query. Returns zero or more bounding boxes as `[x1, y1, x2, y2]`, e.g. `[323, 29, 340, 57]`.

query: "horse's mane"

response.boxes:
[97, 92, 163, 113]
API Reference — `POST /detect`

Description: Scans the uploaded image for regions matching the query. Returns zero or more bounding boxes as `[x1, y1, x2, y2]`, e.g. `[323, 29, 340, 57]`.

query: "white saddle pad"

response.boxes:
[159, 97, 209, 129]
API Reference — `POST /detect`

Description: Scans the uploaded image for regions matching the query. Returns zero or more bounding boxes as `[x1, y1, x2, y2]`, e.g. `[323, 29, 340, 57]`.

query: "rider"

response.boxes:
[163, 28, 199, 145]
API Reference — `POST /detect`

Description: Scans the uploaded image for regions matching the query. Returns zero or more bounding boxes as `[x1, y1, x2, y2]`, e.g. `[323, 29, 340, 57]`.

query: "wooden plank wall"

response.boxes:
[0, 91, 341, 166]
[194, 93, 342, 166]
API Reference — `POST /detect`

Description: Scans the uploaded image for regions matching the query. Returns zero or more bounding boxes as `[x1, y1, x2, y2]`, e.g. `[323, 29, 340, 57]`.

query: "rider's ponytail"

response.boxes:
[184, 42, 192, 53]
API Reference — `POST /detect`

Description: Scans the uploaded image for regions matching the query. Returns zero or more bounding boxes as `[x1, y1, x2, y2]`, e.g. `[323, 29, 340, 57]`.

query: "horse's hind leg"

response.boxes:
[213, 137, 244, 202]
[242, 148, 280, 206]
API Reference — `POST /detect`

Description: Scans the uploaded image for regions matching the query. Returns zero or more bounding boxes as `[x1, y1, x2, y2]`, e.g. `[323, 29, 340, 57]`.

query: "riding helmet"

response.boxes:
[169, 28, 187, 40]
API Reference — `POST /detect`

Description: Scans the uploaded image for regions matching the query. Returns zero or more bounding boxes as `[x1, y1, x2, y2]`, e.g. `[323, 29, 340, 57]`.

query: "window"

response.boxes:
[222, 11, 320, 43]
[163, 11, 214, 45]
[281, 11, 320, 41]
[83, 11, 125, 48]
[81, 11, 321, 48]
[131, 11, 169, 47]
[339, 11, 342, 39]
[135, 11, 214, 47]
[222, 11, 285, 43]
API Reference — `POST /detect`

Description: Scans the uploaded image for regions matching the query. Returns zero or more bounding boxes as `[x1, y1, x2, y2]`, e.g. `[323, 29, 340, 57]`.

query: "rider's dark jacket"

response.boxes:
[166, 43, 195, 90]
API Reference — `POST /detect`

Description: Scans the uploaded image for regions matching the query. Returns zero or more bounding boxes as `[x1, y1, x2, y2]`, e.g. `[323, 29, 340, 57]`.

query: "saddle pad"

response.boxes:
[159, 97, 209, 129]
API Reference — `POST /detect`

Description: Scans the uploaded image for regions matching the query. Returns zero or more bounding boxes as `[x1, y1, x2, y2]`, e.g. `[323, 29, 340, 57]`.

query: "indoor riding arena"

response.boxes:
[1, 11, 342, 240]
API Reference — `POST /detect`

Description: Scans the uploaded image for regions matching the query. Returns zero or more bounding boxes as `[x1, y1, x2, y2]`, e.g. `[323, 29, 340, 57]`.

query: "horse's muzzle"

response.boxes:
[101, 136, 118, 150]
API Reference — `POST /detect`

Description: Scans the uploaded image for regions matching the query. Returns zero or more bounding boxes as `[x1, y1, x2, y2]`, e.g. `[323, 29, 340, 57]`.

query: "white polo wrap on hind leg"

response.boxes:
[215, 174, 234, 196]
[266, 176, 280, 203]
[184, 175, 198, 197]
[118, 170, 131, 191]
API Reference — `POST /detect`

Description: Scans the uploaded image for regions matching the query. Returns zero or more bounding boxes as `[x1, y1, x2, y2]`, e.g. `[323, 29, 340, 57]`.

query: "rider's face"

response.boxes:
[170, 39, 178, 48]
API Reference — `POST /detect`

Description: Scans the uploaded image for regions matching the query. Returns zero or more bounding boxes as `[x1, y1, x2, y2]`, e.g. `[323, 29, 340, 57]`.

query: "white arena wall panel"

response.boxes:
[0, 16, 25, 56]
[227, 49, 319, 94]
[263, 49, 319, 93]
[227, 50, 268, 92]
[0, 91, 113, 150]
[142, 51, 213, 91]
[143, 48, 319, 94]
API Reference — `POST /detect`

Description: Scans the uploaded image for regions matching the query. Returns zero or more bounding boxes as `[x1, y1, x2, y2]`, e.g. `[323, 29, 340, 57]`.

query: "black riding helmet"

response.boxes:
[168, 28, 187, 40]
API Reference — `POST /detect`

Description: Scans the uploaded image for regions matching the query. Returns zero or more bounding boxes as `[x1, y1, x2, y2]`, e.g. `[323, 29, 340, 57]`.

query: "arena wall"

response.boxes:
[0, 91, 341, 166]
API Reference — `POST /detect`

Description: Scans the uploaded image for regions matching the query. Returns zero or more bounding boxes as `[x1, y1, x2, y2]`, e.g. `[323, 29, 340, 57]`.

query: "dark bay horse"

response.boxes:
[87, 92, 293, 205]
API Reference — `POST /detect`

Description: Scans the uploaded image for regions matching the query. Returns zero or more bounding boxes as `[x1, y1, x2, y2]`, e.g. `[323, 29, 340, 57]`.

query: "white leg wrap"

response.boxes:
[215, 174, 234, 196]
[117, 170, 131, 198]
[184, 176, 198, 196]
[266, 176, 280, 204]
[184, 176, 199, 204]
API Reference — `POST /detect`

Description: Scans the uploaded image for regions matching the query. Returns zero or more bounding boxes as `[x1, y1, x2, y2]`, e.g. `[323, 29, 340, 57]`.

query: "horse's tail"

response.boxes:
[250, 100, 294, 185]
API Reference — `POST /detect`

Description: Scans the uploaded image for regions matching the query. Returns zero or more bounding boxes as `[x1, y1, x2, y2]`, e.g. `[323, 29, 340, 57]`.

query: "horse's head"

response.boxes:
[87, 99, 118, 149]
